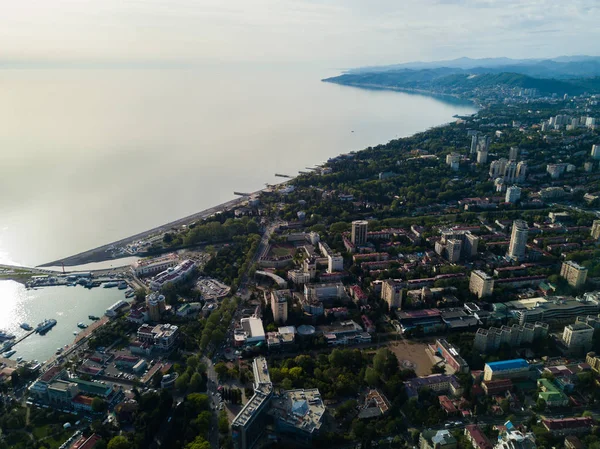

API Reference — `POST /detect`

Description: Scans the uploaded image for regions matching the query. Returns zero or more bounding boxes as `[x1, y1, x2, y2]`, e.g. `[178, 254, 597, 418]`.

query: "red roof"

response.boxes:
[72, 434, 102, 449]
[72, 394, 94, 406]
[542, 417, 594, 431]
[40, 366, 63, 383]
[465, 424, 493, 449]
[439, 395, 457, 413]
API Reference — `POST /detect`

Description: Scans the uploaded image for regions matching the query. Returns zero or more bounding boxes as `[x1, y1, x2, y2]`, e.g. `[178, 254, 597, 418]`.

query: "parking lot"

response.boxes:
[196, 277, 231, 300]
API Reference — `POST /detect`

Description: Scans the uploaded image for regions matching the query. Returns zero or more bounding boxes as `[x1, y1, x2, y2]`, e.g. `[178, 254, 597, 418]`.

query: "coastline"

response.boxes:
[321, 79, 483, 109]
[39, 88, 479, 269]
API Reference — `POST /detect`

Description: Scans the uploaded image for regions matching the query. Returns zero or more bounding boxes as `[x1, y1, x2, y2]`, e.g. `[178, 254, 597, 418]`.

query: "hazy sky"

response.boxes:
[2, 0, 599, 67]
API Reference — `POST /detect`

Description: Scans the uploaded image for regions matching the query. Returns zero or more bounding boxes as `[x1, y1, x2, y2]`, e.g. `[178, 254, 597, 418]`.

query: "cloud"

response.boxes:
[0, 0, 598, 66]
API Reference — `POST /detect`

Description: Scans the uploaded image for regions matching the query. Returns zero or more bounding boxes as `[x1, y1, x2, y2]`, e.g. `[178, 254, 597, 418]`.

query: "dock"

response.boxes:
[233, 191, 251, 196]
[4, 330, 35, 349]
[274, 173, 292, 178]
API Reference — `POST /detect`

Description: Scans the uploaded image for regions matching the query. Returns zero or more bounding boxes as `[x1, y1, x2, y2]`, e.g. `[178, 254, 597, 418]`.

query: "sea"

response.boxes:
[0, 280, 126, 363]
[0, 63, 476, 360]
[0, 63, 476, 267]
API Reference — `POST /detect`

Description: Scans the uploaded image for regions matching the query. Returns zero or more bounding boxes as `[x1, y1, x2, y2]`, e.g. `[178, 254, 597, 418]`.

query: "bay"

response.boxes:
[0, 63, 476, 266]
[0, 280, 127, 363]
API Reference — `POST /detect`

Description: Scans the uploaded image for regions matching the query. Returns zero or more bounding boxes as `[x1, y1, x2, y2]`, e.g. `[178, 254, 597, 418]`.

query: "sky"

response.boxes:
[1, 0, 599, 68]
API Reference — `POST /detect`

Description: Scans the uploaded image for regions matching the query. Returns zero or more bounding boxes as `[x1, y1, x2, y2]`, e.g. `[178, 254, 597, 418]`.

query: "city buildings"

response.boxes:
[149, 259, 196, 291]
[234, 317, 266, 346]
[136, 323, 179, 351]
[505, 186, 521, 204]
[232, 357, 274, 449]
[508, 146, 519, 161]
[561, 322, 594, 354]
[591, 144, 600, 160]
[469, 270, 494, 298]
[146, 292, 166, 322]
[474, 322, 548, 354]
[131, 253, 179, 277]
[404, 374, 463, 398]
[560, 261, 588, 288]
[430, 339, 469, 374]
[464, 425, 493, 449]
[327, 253, 344, 273]
[507, 220, 528, 262]
[477, 149, 488, 164]
[483, 359, 530, 381]
[542, 417, 594, 436]
[504, 294, 600, 325]
[271, 290, 289, 324]
[592, 220, 600, 240]
[434, 229, 479, 262]
[269, 389, 325, 445]
[351, 220, 369, 246]
[537, 378, 569, 407]
[381, 279, 403, 309]
[419, 429, 457, 449]
[494, 421, 536, 449]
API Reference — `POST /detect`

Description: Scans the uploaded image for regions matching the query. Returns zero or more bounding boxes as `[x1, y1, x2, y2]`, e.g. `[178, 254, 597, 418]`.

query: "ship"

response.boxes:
[55, 348, 63, 355]
[118, 281, 128, 290]
[77, 322, 88, 329]
[20, 323, 33, 331]
[0, 331, 15, 341]
[35, 319, 57, 334]
[3, 350, 16, 358]
[103, 281, 119, 288]
[88, 315, 100, 320]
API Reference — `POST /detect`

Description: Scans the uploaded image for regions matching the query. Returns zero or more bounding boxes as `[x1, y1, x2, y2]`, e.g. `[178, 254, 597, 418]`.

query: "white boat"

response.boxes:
[103, 281, 119, 288]
[16, 356, 23, 362]
[55, 348, 63, 355]
[3, 350, 16, 358]
[0, 331, 16, 341]
[77, 322, 88, 329]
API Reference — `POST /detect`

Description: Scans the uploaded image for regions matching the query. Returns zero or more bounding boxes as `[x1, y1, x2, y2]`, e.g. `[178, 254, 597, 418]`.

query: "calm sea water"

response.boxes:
[0, 281, 127, 362]
[0, 64, 476, 266]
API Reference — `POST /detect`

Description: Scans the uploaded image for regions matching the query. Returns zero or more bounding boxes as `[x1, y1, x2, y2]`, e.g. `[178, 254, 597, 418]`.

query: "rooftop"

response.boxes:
[270, 389, 325, 434]
[485, 359, 529, 371]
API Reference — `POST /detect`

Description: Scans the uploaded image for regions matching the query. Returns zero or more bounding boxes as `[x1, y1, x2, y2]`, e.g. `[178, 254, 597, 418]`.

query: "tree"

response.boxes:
[364, 367, 380, 387]
[185, 436, 211, 449]
[107, 436, 132, 449]
[214, 362, 229, 380]
[218, 410, 229, 434]
[536, 398, 547, 412]
[176, 373, 190, 391]
[190, 372, 203, 392]
[187, 393, 210, 412]
[91, 397, 107, 413]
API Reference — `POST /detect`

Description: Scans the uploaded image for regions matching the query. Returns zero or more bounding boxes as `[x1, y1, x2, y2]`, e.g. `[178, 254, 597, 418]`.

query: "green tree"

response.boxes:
[91, 397, 107, 413]
[107, 436, 132, 449]
[218, 410, 229, 434]
[176, 373, 190, 391]
[214, 362, 229, 380]
[185, 436, 211, 449]
[190, 372, 203, 392]
[364, 367, 380, 387]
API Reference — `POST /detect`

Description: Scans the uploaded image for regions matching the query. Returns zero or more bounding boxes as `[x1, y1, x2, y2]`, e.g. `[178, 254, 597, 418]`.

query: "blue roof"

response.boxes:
[486, 359, 529, 371]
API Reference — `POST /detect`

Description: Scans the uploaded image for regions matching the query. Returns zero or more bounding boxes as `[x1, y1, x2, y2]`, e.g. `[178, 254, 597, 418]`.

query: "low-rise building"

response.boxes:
[464, 424, 493, 449]
[419, 429, 457, 449]
[149, 259, 196, 291]
[541, 417, 594, 436]
[494, 421, 536, 449]
[537, 378, 569, 407]
[404, 374, 463, 398]
[430, 339, 469, 374]
[132, 253, 179, 277]
[481, 379, 513, 396]
[136, 323, 179, 351]
[234, 317, 266, 346]
[483, 359, 530, 381]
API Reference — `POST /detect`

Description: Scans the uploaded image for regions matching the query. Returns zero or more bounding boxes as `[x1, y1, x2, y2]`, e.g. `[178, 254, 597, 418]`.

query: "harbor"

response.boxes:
[0, 280, 128, 364]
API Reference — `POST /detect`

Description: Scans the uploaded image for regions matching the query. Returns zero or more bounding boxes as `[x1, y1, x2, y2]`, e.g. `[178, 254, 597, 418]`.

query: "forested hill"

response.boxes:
[322, 69, 600, 97]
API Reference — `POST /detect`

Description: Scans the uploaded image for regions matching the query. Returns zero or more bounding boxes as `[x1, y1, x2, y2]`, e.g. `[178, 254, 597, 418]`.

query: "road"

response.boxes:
[202, 356, 221, 449]
[237, 221, 279, 296]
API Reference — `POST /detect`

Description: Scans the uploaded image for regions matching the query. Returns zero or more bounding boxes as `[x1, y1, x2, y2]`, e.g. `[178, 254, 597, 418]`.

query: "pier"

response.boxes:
[233, 192, 251, 196]
[274, 173, 292, 178]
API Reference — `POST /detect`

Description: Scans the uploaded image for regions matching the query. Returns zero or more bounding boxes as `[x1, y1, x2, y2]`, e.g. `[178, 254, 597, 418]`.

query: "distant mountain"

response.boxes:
[346, 55, 600, 79]
[323, 69, 600, 97]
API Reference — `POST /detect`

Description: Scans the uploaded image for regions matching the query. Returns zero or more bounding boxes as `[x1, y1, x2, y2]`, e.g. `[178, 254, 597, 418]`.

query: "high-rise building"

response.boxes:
[516, 161, 528, 182]
[446, 239, 463, 263]
[477, 150, 488, 164]
[327, 254, 344, 273]
[446, 153, 460, 170]
[470, 135, 479, 154]
[469, 270, 494, 298]
[507, 220, 528, 262]
[504, 161, 518, 183]
[505, 186, 521, 204]
[592, 144, 600, 160]
[381, 279, 403, 309]
[489, 158, 508, 178]
[351, 220, 368, 246]
[592, 220, 600, 240]
[271, 290, 289, 324]
[560, 261, 588, 288]
[562, 323, 594, 354]
[509, 146, 519, 161]
[146, 292, 166, 322]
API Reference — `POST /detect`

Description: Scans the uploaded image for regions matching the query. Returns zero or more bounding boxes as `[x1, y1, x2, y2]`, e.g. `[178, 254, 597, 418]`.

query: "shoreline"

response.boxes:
[39, 89, 479, 269]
